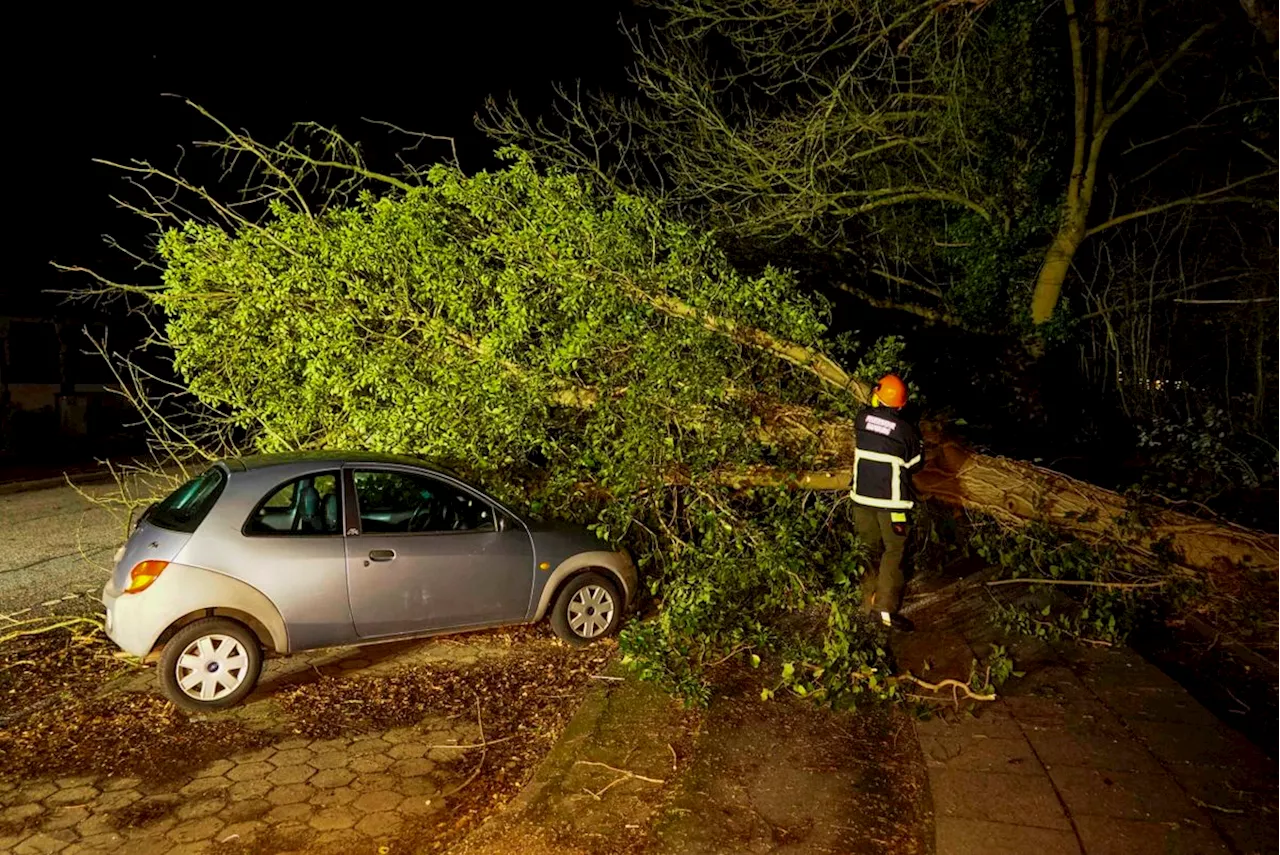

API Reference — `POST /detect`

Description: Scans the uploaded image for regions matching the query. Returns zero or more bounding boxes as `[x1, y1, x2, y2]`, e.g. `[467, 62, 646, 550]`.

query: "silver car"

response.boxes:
[102, 452, 636, 712]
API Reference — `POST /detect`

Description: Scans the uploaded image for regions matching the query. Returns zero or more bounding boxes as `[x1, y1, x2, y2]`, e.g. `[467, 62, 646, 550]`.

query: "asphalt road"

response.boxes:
[0, 477, 170, 614]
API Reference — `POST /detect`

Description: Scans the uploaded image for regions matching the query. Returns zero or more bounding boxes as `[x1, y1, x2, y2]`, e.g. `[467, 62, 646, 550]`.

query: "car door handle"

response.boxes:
[368, 549, 396, 562]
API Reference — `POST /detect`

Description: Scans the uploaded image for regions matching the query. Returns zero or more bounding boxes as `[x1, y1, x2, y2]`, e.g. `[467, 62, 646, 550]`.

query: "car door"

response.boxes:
[343, 466, 536, 639]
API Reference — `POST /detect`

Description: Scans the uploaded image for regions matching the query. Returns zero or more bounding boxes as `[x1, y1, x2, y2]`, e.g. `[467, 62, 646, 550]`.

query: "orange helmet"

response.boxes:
[873, 374, 908, 409]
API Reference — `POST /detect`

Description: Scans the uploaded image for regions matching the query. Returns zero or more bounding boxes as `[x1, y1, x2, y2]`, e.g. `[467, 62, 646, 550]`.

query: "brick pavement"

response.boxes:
[0, 719, 481, 854]
[899, 577, 1278, 855]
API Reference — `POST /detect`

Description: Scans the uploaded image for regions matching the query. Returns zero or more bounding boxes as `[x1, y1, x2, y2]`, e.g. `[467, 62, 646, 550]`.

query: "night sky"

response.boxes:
[10, 5, 633, 317]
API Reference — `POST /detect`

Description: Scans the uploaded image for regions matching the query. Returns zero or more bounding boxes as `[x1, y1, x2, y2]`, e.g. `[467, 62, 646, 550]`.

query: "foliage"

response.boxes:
[967, 516, 1195, 646]
[1134, 404, 1278, 509]
[123, 134, 905, 707]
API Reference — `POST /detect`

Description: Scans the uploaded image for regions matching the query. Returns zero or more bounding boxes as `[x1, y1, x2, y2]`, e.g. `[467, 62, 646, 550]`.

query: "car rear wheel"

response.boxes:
[550, 572, 623, 647]
[158, 618, 262, 713]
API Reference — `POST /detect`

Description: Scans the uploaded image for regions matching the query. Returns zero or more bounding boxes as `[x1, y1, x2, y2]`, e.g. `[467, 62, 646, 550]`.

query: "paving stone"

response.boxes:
[309, 751, 350, 771]
[222, 798, 271, 824]
[73, 813, 115, 838]
[1047, 767, 1198, 822]
[348, 754, 393, 775]
[166, 816, 224, 844]
[352, 774, 399, 794]
[397, 794, 442, 817]
[265, 802, 313, 824]
[1210, 811, 1280, 855]
[98, 778, 141, 794]
[227, 779, 273, 802]
[308, 806, 358, 831]
[307, 738, 349, 754]
[94, 789, 142, 811]
[310, 769, 356, 790]
[1022, 728, 1162, 774]
[352, 790, 401, 814]
[386, 742, 427, 760]
[346, 738, 390, 756]
[309, 787, 358, 809]
[3, 802, 46, 823]
[14, 831, 75, 854]
[264, 821, 312, 849]
[397, 777, 440, 798]
[353, 811, 401, 837]
[54, 776, 98, 790]
[1124, 719, 1260, 768]
[175, 799, 224, 822]
[225, 761, 274, 783]
[1103, 687, 1220, 727]
[379, 728, 421, 746]
[177, 778, 228, 798]
[215, 820, 265, 845]
[165, 841, 213, 855]
[929, 770, 1072, 830]
[274, 739, 311, 751]
[1072, 815, 1230, 855]
[919, 735, 1041, 776]
[46, 787, 99, 807]
[266, 765, 315, 786]
[76, 830, 126, 850]
[41, 806, 90, 831]
[191, 760, 234, 780]
[19, 784, 58, 803]
[266, 784, 315, 806]
[110, 833, 169, 855]
[231, 748, 275, 764]
[270, 749, 314, 768]
[935, 817, 1080, 855]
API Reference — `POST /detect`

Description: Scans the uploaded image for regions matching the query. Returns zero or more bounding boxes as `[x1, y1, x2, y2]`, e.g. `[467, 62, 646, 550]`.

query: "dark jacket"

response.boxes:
[850, 405, 924, 511]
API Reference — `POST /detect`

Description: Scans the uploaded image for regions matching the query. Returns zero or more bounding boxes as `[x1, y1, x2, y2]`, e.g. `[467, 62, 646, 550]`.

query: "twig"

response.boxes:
[706, 644, 751, 668]
[575, 760, 666, 800]
[1190, 797, 1245, 815]
[422, 735, 517, 751]
[985, 578, 1166, 590]
[589, 674, 624, 682]
[898, 674, 996, 702]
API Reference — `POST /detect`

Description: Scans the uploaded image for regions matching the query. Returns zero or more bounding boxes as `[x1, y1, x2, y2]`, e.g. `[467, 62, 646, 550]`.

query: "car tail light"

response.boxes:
[124, 560, 169, 594]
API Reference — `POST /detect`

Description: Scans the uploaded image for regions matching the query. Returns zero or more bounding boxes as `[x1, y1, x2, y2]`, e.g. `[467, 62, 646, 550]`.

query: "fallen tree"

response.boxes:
[79, 113, 1276, 702]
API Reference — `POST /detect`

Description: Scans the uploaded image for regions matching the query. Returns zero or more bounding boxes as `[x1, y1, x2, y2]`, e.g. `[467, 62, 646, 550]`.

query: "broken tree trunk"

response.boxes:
[714, 419, 1279, 578]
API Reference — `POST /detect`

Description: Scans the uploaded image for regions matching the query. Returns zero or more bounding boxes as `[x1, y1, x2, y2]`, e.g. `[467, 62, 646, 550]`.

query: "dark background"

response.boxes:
[7, 5, 634, 317]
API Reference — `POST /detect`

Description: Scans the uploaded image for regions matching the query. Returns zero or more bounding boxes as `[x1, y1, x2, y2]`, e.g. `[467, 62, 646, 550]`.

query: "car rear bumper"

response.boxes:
[102, 582, 161, 659]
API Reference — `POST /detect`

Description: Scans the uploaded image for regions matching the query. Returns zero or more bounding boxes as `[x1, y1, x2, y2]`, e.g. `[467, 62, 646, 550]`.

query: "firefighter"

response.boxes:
[850, 374, 923, 632]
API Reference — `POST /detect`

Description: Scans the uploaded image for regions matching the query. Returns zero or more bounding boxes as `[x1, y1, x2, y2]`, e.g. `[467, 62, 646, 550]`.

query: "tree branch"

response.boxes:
[1085, 171, 1277, 236]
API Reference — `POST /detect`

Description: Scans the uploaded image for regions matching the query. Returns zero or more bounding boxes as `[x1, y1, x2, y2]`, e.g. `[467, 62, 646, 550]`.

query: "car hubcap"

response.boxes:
[568, 585, 615, 639]
[176, 634, 248, 702]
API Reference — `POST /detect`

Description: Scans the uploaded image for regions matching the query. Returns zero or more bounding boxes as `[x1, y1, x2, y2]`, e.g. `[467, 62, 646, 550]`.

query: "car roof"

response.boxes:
[220, 451, 460, 477]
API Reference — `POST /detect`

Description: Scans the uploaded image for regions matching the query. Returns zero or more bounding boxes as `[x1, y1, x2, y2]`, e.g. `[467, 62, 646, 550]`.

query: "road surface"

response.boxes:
[0, 476, 172, 613]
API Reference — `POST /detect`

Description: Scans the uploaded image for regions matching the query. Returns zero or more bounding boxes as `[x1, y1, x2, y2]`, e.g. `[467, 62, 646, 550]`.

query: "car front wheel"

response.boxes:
[158, 617, 263, 713]
[550, 572, 623, 647]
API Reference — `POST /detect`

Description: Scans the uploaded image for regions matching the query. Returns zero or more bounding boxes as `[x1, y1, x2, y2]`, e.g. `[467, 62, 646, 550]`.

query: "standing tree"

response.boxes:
[482, 0, 1276, 330]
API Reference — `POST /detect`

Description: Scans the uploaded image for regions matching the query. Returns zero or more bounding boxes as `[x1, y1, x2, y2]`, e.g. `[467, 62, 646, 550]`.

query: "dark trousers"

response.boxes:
[853, 505, 909, 614]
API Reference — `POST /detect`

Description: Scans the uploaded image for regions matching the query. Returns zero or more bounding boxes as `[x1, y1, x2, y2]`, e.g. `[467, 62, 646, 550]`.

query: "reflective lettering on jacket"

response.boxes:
[850, 405, 924, 511]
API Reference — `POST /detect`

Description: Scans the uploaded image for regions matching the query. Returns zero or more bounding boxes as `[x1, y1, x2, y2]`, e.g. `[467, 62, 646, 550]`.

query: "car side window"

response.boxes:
[352, 470, 494, 534]
[245, 472, 342, 535]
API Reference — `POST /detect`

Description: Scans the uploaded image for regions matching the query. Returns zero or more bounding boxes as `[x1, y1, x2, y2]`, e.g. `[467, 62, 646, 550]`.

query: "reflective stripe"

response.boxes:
[904, 454, 921, 469]
[852, 494, 914, 510]
[891, 512, 907, 523]
[850, 447, 914, 510]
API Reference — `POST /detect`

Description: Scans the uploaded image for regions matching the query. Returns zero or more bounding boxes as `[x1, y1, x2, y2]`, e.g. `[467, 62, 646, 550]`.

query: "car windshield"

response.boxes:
[147, 468, 227, 533]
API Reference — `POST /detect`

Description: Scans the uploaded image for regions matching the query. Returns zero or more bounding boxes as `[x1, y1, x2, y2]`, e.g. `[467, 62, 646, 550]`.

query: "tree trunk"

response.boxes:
[716, 422, 1279, 578]
[1031, 217, 1086, 324]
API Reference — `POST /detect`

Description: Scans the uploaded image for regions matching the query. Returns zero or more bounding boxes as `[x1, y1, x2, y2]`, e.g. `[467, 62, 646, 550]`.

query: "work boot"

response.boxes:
[879, 611, 915, 633]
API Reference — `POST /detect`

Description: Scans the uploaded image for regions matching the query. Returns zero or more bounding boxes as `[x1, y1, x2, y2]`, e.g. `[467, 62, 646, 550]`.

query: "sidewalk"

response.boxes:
[897, 575, 1278, 855]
